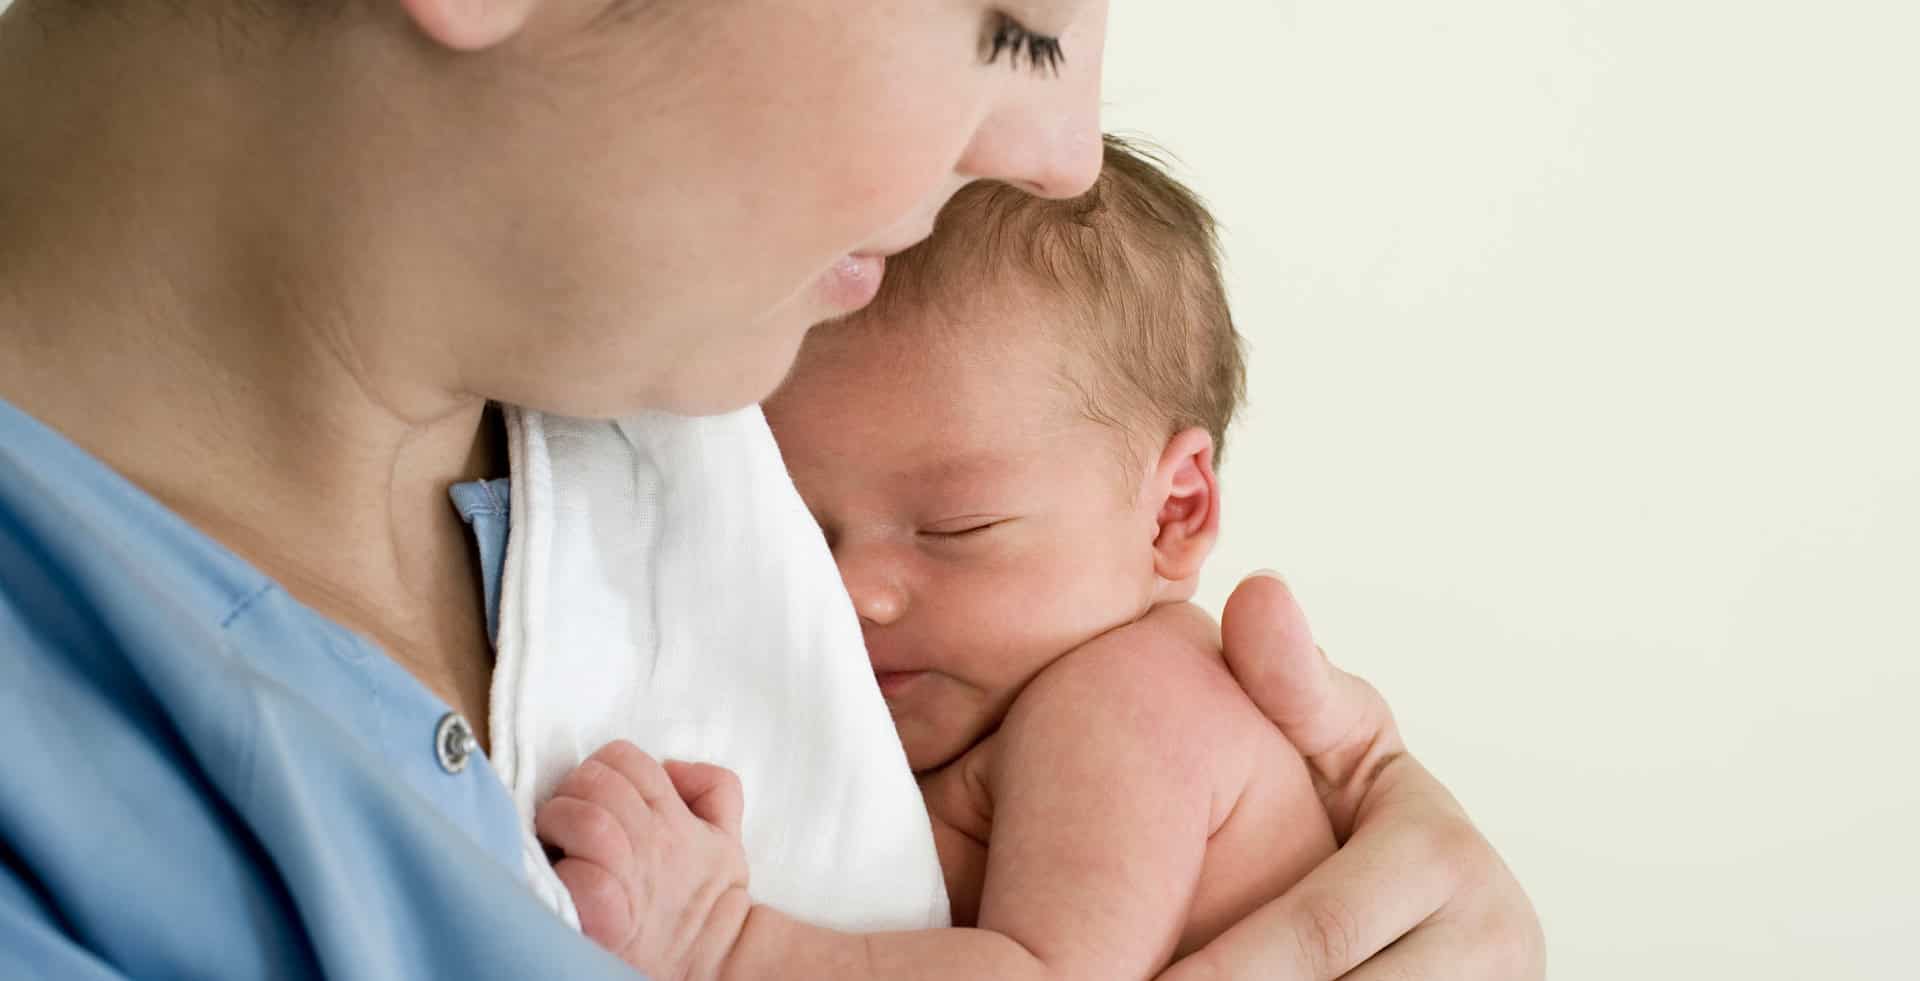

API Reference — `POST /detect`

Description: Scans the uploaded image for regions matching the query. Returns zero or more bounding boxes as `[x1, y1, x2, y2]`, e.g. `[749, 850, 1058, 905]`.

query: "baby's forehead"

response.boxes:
[793, 306, 1055, 401]
[792, 134, 1243, 480]
[804, 281, 1060, 371]
[774, 310, 1154, 508]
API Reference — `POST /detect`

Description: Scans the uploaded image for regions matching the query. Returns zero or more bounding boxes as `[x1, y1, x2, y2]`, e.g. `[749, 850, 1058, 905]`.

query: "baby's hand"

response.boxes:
[535, 741, 752, 981]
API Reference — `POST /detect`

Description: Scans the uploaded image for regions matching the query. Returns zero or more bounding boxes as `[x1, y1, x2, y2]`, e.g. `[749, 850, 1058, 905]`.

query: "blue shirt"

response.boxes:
[0, 398, 636, 979]
[449, 478, 513, 647]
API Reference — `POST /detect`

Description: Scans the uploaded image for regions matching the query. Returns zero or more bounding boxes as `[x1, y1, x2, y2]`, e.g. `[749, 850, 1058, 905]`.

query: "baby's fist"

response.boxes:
[535, 741, 751, 981]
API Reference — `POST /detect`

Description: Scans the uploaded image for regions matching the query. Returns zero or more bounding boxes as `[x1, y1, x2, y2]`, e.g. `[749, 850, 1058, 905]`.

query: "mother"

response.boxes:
[0, 0, 1541, 977]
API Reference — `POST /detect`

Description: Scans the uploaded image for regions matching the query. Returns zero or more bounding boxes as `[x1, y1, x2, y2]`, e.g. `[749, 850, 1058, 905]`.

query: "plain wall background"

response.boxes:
[1103, 1, 1918, 977]
[6, 0, 1912, 976]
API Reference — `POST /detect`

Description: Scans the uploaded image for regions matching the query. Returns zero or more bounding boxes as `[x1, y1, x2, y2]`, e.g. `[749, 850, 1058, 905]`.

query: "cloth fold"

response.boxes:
[487, 405, 950, 932]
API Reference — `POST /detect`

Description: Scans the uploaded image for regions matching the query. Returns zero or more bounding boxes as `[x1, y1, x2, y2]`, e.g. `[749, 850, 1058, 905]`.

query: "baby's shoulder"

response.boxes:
[1034, 601, 1241, 695]
[1003, 603, 1265, 762]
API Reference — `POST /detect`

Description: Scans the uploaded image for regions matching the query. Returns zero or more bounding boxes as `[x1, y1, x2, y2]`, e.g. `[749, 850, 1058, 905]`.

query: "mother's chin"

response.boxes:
[493, 318, 824, 423]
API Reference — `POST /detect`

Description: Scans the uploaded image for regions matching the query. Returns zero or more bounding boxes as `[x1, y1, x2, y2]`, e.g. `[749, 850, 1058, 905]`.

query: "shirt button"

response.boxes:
[435, 712, 478, 775]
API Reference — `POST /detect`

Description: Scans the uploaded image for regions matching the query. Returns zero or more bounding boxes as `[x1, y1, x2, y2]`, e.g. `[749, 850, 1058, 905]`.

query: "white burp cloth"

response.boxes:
[487, 405, 950, 932]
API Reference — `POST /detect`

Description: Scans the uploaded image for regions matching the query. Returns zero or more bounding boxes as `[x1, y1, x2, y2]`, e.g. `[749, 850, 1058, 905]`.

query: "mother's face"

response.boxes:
[410, 0, 1108, 418]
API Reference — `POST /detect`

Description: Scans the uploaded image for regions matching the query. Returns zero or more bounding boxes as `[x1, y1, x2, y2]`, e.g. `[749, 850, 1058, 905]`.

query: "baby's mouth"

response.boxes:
[874, 670, 928, 698]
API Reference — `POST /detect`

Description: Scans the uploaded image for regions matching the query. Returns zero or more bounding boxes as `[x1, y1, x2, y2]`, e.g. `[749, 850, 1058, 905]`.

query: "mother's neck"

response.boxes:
[0, 4, 504, 718]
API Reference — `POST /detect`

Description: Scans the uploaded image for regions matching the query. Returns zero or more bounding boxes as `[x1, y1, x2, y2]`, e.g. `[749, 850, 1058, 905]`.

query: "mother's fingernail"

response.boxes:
[1242, 568, 1287, 585]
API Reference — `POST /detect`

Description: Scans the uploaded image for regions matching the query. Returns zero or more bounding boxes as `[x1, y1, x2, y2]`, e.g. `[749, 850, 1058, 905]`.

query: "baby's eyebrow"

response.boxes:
[901, 451, 1014, 487]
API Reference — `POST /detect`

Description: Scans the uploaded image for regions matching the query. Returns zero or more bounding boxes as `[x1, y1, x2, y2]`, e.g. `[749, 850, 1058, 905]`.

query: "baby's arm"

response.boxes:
[540, 613, 1255, 981]
[537, 742, 1071, 981]
[735, 616, 1235, 981]
[958, 613, 1240, 977]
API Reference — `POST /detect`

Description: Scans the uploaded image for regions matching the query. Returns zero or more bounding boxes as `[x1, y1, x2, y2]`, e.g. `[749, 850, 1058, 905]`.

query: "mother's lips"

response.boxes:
[817, 253, 885, 312]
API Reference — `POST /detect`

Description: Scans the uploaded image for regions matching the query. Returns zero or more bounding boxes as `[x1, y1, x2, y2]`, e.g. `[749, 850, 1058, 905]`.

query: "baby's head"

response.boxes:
[766, 137, 1245, 771]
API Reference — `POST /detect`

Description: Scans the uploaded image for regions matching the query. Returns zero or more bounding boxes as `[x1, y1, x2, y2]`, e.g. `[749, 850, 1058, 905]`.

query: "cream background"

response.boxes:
[1103, 1, 1918, 977]
[7, 0, 1912, 975]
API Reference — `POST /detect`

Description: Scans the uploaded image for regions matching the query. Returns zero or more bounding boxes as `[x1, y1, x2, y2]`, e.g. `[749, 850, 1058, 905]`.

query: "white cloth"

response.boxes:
[486, 405, 950, 933]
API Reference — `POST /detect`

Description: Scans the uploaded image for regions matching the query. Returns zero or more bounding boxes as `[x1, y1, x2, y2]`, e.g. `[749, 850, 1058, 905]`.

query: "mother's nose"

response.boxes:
[959, 106, 1104, 200]
[957, 3, 1108, 199]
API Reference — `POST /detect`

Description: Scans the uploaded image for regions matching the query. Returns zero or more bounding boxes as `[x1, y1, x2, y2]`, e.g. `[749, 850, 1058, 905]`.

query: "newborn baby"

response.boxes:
[537, 138, 1337, 980]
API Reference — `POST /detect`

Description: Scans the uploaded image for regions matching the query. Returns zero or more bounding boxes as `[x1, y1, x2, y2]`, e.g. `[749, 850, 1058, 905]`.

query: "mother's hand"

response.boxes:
[1164, 574, 1545, 981]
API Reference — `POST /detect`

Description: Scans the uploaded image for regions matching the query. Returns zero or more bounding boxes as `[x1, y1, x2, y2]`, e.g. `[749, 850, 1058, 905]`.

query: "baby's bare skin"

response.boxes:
[919, 604, 1336, 966]
[538, 204, 1337, 978]
[539, 604, 1334, 981]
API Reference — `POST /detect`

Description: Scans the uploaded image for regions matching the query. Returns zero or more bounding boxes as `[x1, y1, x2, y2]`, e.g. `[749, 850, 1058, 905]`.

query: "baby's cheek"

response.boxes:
[896, 685, 990, 772]
[1005, 539, 1137, 631]
[948, 556, 1068, 643]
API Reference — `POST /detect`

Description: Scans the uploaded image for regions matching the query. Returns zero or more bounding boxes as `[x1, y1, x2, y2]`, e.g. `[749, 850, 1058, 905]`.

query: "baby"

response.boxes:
[536, 138, 1337, 980]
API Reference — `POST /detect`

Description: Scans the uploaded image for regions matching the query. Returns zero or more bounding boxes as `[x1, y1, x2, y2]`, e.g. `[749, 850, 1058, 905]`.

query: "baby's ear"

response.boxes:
[1147, 428, 1221, 583]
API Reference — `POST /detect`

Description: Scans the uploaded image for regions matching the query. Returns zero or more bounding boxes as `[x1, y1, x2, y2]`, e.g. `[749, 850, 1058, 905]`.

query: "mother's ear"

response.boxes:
[397, 0, 539, 51]
[1146, 427, 1221, 583]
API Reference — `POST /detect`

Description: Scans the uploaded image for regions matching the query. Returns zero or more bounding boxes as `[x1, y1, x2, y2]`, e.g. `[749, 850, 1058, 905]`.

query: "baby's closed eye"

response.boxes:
[918, 515, 1014, 538]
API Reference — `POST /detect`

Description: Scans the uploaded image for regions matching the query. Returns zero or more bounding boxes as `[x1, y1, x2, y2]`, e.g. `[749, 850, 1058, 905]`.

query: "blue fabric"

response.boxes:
[450, 478, 512, 646]
[0, 398, 637, 979]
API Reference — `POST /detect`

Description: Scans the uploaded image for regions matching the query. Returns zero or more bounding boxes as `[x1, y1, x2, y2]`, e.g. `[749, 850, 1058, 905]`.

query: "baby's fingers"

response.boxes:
[546, 751, 660, 849]
[590, 741, 689, 817]
[664, 761, 744, 837]
[535, 795, 639, 873]
[551, 856, 636, 952]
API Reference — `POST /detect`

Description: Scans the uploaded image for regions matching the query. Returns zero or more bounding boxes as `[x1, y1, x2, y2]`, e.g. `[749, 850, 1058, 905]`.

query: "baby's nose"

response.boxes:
[834, 543, 909, 626]
[851, 585, 905, 625]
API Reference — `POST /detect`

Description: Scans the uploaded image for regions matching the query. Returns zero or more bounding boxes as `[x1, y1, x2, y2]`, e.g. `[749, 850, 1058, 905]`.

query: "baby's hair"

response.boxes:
[856, 135, 1247, 468]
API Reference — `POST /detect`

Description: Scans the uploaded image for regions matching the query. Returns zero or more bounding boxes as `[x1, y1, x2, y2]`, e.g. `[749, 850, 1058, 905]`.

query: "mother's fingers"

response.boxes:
[1337, 899, 1547, 981]
[1163, 755, 1473, 981]
[1333, 920, 1481, 981]
[1210, 572, 1546, 981]
[1220, 572, 1381, 756]
[1220, 573, 1405, 835]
